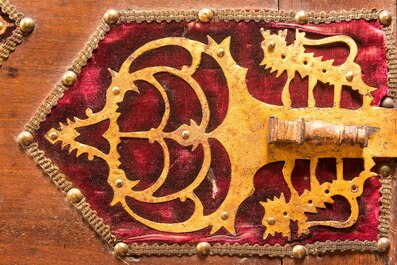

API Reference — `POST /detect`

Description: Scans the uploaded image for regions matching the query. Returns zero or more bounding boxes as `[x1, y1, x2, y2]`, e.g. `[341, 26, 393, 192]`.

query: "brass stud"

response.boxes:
[112, 86, 121, 95]
[377, 237, 391, 252]
[49, 131, 58, 141]
[267, 40, 276, 50]
[62, 71, 77, 87]
[115, 179, 123, 188]
[351, 185, 358, 193]
[292, 245, 307, 259]
[379, 10, 392, 27]
[114, 242, 129, 256]
[19, 18, 35, 34]
[196, 242, 211, 256]
[216, 48, 225, 58]
[66, 188, 83, 203]
[17, 131, 33, 146]
[345, 71, 354, 81]
[220, 211, 229, 220]
[380, 97, 394, 108]
[295, 11, 309, 24]
[181, 130, 190, 140]
[379, 164, 392, 177]
[198, 8, 214, 23]
[267, 217, 276, 225]
[104, 9, 119, 25]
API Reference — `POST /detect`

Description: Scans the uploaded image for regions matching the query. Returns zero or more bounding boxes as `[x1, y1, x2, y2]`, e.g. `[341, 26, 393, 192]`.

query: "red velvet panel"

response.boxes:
[34, 18, 389, 246]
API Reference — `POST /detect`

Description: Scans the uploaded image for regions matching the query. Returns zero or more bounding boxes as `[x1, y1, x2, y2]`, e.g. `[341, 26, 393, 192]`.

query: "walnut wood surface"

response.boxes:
[0, 0, 395, 264]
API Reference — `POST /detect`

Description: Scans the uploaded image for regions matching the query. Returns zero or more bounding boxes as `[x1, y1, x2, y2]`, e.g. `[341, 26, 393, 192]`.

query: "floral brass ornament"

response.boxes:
[44, 30, 396, 239]
[0, 16, 10, 36]
[20, 8, 396, 258]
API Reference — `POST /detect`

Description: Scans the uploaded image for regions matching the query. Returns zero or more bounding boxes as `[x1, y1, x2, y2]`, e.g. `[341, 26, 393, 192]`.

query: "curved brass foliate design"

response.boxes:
[45, 30, 397, 240]
[0, 16, 10, 36]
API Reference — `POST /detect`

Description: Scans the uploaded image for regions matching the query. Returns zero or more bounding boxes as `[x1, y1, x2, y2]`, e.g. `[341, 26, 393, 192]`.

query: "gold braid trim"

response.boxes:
[21, 8, 395, 257]
[24, 143, 118, 247]
[0, 0, 26, 66]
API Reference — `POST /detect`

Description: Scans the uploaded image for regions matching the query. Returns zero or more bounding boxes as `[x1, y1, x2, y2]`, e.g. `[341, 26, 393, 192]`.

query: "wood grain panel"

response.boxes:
[0, 0, 395, 264]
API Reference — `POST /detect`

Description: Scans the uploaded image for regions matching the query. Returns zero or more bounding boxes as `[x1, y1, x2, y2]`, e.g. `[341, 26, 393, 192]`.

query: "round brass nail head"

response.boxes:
[19, 18, 35, 33]
[112, 86, 121, 95]
[267, 40, 276, 50]
[114, 242, 129, 256]
[216, 48, 225, 57]
[181, 130, 190, 140]
[292, 245, 307, 259]
[62, 71, 77, 87]
[267, 217, 276, 225]
[379, 164, 392, 177]
[49, 131, 58, 141]
[295, 11, 309, 24]
[17, 131, 33, 146]
[379, 10, 392, 26]
[67, 188, 83, 203]
[345, 71, 354, 81]
[115, 179, 123, 188]
[377, 238, 390, 252]
[104, 9, 119, 25]
[380, 96, 394, 108]
[198, 8, 214, 23]
[220, 211, 229, 220]
[196, 242, 211, 256]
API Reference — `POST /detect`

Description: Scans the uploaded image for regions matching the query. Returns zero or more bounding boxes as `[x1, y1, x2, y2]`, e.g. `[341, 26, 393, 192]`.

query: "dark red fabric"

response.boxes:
[34, 19, 389, 246]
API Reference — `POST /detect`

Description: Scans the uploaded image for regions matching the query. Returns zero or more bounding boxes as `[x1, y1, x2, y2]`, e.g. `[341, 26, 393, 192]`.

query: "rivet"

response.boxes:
[345, 71, 354, 81]
[114, 242, 129, 256]
[112, 86, 121, 95]
[49, 131, 58, 141]
[62, 71, 77, 87]
[196, 242, 211, 256]
[267, 217, 276, 225]
[379, 10, 392, 27]
[220, 211, 229, 220]
[66, 188, 83, 203]
[295, 11, 309, 24]
[216, 48, 225, 58]
[115, 179, 123, 188]
[267, 40, 276, 50]
[380, 97, 394, 108]
[351, 185, 358, 193]
[104, 9, 119, 25]
[181, 130, 190, 140]
[198, 8, 214, 23]
[292, 245, 307, 259]
[19, 17, 35, 34]
[379, 164, 392, 177]
[17, 131, 33, 146]
[377, 238, 390, 252]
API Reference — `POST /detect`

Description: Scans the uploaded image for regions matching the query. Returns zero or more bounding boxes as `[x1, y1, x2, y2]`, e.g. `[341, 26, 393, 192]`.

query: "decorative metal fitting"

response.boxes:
[378, 164, 392, 177]
[267, 40, 276, 50]
[198, 8, 214, 23]
[292, 245, 307, 259]
[181, 130, 190, 140]
[17, 131, 33, 146]
[112, 86, 121, 95]
[267, 217, 276, 225]
[379, 10, 392, 26]
[216, 48, 225, 57]
[345, 71, 354, 81]
[294, 11, 309, 24]
[115, 179, 123, 188]
[220, 211, 229, 220]
[19, 17, 35, 34]
[62, 71, 77, 87]
[104, 9, 119, 25]
[196, 242, 211, 256]
[377, 238, 391, 252]
[380, 96, 394, 108]
[114, 242, 129, 256]
[66, 188, 83, 203]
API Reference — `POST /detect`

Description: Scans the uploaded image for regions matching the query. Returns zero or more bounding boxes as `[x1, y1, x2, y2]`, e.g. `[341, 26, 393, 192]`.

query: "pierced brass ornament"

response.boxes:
[19, 17, 35, 34]
[0, 17, 9, 36]
[43, 25, 397, 241]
